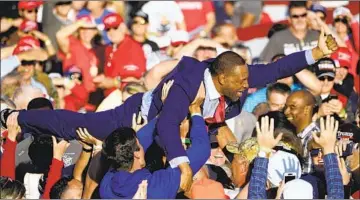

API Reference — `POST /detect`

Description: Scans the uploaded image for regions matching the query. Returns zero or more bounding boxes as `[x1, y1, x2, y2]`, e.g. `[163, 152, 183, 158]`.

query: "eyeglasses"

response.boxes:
[23, 9, 38, 14]
[319, 76, 334, 82]
[334, 17, 348, 24]
[105, 27, 119, 32]
[310, 148, 322, 157]
[21, 60, 45, 66]
[290, 13, 307, 19]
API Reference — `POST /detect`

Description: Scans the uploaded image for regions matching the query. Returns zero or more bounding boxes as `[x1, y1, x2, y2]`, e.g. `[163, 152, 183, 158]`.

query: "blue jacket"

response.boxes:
[99, 115, 210, 199]
[17, 50, 314, 162]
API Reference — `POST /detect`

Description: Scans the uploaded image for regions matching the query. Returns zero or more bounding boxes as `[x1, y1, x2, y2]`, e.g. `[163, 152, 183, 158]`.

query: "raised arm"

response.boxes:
[295, 69, 322, 95]
[12, 93, 143, 140]
[250, 29, 338, 88]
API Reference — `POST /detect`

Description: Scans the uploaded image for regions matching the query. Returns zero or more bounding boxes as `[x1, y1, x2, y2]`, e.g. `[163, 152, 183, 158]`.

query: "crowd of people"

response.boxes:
[0, 1, 359, 199]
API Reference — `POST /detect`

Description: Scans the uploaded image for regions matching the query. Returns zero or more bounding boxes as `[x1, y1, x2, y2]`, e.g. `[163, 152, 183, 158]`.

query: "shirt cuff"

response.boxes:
[191, 113, 202, 117]
[169, 156, 190, 168]
[305, 50, 316, 65]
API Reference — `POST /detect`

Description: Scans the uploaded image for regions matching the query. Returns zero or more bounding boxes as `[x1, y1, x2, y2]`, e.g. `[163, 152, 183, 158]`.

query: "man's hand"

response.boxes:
[133, 180, 148, 199]
[335, 141, 351, 185]
[189, 82, 205, 115]
[275, 180, 286, 199]
[179, 162, 193, 192]
[1, 18, 13, 33]
[255, 116, 282, 150]
[31, 30, 50, 42]
[52, 136, 70, 160]
[93, 74, 116, 89]
[76, 127, 102, 147]
[312, 27, 338, 60]
[312, 115, 339, 155]
[6, 112, 20, 142]
[161, 80, 174, 103]
[17, 48, 48, 61]
[132, 112, 148, 132]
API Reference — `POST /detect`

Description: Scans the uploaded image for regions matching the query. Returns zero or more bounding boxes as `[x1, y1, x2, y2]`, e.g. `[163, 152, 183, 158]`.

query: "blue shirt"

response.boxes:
[243, 83, 304, 113]
[248, 153, 344, 199]
[78, 9, 113, 45]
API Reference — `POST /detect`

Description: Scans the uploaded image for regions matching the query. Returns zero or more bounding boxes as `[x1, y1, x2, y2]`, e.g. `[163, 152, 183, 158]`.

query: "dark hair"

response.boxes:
[288, 1, 307, 15]
[49, 176, 72, 199]
[271, 54, 286, 62]
[209, 51, 246, 76]
[0, 176, 25, 199]
[27, 97, 54, 110]
[267, 23, 288, 38]
[28, 135, 54, 173]
[266, 82, 291, 100]
[102, 127, 140, 171]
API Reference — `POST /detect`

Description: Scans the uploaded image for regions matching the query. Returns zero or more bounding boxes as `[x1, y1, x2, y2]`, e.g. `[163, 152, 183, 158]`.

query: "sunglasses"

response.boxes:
[291, 13, 307, 19]
[132, 20, 147, 25]
[319, 76, 334, 82]
[105, 26, 119, 32]
[23, 9, 38, 14]
[334, 17, 348, 24]
[21, 60, 45, 66]
[310, 148, 322, 157]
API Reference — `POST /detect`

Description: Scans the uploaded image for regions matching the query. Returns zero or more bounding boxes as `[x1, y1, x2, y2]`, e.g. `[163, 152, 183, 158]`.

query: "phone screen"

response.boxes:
[285, 175, 296, 183]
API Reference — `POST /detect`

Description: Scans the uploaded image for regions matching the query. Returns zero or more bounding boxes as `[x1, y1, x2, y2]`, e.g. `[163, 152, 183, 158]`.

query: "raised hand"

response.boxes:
[255, 116, 282, 150]
[6, 112, 21, 142]
[132, 112, 148, 132]
[76, 127, 102, 147]
[312, 115, 339, 155]
[189, 82, 205, 115]
[52, 136, 70, 160]
[335, 141, 352, 185]
[161, 80, 174, 103]
[318, 27, 338, 56]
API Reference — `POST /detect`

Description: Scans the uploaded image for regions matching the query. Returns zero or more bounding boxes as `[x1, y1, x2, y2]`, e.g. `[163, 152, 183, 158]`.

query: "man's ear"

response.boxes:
[134, 151, 140, 159]
[218, 73, 226, 85]
[304, 105, 313, 116]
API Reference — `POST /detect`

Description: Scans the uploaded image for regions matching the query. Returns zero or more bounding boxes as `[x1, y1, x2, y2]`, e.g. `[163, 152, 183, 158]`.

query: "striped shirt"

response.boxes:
[297, 122, 320, 174]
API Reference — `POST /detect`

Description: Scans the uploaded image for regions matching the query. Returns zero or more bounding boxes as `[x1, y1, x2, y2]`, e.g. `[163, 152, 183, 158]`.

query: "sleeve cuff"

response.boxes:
[191, 113, 202, 117]
[169, 156, 190, 168]
[305, 50, 316, 65]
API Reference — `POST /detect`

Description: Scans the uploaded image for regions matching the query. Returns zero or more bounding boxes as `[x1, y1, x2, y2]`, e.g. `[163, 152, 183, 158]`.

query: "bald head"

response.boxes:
[12, 86, 43, 109]
[290, 90, 316, 106]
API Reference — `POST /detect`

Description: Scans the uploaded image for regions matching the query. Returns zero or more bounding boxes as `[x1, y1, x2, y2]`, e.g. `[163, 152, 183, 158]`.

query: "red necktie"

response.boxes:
[205, 96, 225, 124]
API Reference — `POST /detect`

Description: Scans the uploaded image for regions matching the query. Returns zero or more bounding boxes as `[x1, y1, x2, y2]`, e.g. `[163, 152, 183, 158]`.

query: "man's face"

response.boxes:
[334, 16, 349, 34]
[106, 25, 125, 44]
[17, 61, 35, 81]
[319, 76, 335, 94]
[268, 92, 289, 111]
[79, 28, 98, 44]
[20, 9, 38, 22]
[55, 3, 72, 17]
[284, 93, 308, 128]
[61, 179, 83, 199]
[310, 143, 324, 169]
[221, 65, 249, 102]
[289, 7, 308, 32]
[335, 67, 348, 81]
[209, 147, 226, 166]
[131, 16, 148, 36]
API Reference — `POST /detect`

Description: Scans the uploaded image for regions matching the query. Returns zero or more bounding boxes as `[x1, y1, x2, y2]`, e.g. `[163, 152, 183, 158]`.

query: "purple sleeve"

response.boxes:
[18, 93, 143, 140]
[248, 51, 309, 88]
[156, 84, 191, 164]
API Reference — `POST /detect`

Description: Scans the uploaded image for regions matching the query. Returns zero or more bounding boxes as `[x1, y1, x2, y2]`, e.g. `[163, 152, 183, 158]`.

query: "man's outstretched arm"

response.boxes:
[11, 93, 143, 140]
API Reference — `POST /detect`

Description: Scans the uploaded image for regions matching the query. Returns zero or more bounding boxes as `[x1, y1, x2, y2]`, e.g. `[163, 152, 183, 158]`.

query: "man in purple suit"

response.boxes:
[4, 28, 337, 192]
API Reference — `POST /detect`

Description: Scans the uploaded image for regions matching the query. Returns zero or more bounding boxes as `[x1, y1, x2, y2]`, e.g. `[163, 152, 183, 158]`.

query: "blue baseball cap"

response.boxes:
[310, 4, 327, 18]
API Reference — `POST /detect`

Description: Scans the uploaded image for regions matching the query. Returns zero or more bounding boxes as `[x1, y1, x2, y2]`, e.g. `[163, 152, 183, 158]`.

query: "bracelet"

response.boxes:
[82, 147, 93, 153]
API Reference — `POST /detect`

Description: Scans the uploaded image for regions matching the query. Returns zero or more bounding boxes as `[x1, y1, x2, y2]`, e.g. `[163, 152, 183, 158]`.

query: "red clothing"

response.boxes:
[104, 36, 146, 96]
[331, 89, 348, 108]
[42, 158, 64, 199]
[259, 12, 272, 25]
[344, 21, 360, 77]
[177, 1, 214, 32]
[205, 96, 225, 124]
[64, 84, 89, 112]
[0, 137, 17, 180]
[62, 36, 98, 92]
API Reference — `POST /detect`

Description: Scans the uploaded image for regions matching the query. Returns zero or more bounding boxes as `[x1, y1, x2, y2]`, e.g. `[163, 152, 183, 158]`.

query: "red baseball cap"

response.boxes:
[19, 19, 38, 32]
[18, 1, 41, 10]
[103, 13, 124, 29]
[331, 47, 352, 69]
[13, 44, 33, 55]
[18, 36, 40, 47]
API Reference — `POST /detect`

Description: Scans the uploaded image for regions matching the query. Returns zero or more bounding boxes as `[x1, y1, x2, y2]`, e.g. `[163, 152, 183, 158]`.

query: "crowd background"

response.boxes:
[0, 0, 359, 199]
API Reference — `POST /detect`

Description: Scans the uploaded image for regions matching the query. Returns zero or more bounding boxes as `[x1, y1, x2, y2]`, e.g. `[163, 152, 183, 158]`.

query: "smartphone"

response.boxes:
[328, 94, 338, 101]
[284, 172, 296, 183]
[341, 142, 354, 158]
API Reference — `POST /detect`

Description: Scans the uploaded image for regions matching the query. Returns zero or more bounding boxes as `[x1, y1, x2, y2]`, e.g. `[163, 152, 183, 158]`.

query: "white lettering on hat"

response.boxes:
[104, 16, 117, 25]
[124, 65, 139, 71]
[19, 45, 32, 52]
[318, 62, 335, 71]
[338, 52, 351, 62]
[338, 131, 353, 138]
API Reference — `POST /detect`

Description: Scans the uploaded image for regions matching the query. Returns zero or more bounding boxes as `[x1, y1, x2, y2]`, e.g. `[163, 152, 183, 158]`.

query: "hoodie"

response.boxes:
[99, 115, 210, 199]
